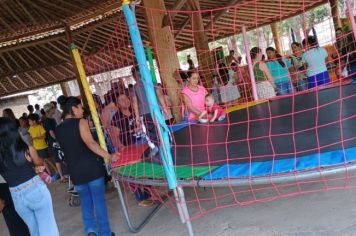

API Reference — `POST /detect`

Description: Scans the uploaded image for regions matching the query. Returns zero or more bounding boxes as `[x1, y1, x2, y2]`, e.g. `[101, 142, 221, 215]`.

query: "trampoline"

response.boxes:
[111, 83, 356, 232]
[113, 83, 356, 182]
[76, 2, 356, 235]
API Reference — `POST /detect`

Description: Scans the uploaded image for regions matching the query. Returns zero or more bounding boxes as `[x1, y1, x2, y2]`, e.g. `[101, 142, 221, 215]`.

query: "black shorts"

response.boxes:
[49, 147, 62, 163]
[37, 148, 49, 159]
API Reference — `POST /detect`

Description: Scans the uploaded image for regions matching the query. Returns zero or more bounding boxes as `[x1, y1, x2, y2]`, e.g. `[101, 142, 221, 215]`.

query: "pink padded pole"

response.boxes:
[346, 0, 356, 39]
[242, 25, 258, 101]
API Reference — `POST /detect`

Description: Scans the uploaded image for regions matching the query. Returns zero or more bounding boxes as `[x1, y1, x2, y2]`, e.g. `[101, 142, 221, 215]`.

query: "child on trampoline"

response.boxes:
[199, 94, 226, 123]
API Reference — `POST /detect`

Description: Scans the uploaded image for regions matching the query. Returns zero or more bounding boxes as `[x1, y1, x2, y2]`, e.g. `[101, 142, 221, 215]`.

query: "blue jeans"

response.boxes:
[348, 64, 356, 81]
[307, 71, 330, 89]
[10, 176, 59, 236]
[294, 79, 308, 92]
[276, 81, 294, 95]
[75, 177, 111, 236]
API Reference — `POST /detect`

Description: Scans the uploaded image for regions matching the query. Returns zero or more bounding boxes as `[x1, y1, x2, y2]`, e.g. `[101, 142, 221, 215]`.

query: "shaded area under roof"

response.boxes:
[0, 0, 328, 97]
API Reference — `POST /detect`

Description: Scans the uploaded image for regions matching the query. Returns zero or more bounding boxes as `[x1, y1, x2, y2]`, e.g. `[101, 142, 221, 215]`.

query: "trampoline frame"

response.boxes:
[112, 160, 356, 234]
[113, 180, 164, 233]
[113, 161, 356, 188]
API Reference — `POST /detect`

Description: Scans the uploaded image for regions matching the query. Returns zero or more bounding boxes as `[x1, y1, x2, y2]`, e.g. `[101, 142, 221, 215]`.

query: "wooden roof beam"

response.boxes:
[13, 74, 29, 88]
[33, 70, 49, 84]
[205, 0, 242, 30]
[162, 0, 189, 27]
[174, 16, 191, 39]
[2, 4, 27, 28]
[36, 0, 78, 16]
[16, 50, 31, 68]
[6, 77, 19, 90]
[47, 42, 71, 59]
[0, 60, 69, 78]
[0, 54, 13, 72]
[15, 0, 37, 25]
[24, 47, 46, 64]
[0, 17, 17, 34]
[4, 52, 22, 70]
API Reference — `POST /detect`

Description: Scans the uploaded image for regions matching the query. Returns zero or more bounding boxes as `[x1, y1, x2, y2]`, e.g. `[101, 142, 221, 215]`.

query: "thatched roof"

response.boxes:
[0, 0, 327, 97]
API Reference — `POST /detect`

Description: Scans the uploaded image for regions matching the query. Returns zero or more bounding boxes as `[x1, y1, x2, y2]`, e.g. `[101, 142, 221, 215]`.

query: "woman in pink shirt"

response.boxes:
[181, 71, 207, 120]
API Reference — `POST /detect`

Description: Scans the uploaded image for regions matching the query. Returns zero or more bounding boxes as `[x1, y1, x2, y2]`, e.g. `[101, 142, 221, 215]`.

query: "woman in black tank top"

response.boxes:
[55, 97, 119, 236]
[0, 117, 59, 236]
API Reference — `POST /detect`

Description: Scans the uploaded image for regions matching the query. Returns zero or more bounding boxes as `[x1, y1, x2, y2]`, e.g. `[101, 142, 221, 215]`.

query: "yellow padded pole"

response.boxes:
[70, 44, 108, 155]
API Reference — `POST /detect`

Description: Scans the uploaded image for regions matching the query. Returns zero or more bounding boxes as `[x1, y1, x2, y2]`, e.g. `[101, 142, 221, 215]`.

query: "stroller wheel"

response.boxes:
[68, 195, 81, 207]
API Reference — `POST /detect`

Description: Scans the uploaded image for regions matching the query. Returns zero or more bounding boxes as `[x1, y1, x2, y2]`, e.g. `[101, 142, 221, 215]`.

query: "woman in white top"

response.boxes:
[302, 36, 330, 89]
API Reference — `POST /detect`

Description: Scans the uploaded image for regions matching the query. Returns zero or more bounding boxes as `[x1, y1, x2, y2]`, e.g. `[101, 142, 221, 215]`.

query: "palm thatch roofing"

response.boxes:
[0, 0, 327, 97]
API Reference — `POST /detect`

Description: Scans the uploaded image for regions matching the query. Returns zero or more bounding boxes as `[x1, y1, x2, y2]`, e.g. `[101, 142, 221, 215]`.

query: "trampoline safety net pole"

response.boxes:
[242, 25, 258, 101]
[146, 47, 158, 83]
[70, 44, 108, 154]
[345, 0, 356, 40]
[122, 2, 194, 235]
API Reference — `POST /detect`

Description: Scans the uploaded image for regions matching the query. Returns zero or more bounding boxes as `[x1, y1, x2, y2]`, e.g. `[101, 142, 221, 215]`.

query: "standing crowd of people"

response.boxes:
[1, 97, 119, 236]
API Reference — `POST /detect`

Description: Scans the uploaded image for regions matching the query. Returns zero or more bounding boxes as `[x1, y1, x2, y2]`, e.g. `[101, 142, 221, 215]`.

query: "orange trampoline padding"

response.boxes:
[111, 144, 149, 168]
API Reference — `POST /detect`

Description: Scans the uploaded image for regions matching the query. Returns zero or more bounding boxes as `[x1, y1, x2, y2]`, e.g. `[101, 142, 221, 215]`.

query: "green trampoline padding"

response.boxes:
[114, 162, 218, 180]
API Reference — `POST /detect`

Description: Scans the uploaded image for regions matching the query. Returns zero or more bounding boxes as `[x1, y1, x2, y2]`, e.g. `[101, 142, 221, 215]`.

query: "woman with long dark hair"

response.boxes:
[55, 97, 118, 236]
[250, 47, 276, 99]
[2, 108, 19, 128]
[290, 42, 308, 91]
[266, 47, 294, 95]
[0, 117, 59, 236]
[0, 174, 30, 236]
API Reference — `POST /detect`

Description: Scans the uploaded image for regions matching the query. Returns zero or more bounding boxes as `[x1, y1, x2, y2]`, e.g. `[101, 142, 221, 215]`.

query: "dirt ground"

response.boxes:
[2, 180, 356, 236]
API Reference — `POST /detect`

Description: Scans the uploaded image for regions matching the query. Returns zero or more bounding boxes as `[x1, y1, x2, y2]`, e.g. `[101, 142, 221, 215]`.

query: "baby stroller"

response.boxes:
[52, 142, 80, 207]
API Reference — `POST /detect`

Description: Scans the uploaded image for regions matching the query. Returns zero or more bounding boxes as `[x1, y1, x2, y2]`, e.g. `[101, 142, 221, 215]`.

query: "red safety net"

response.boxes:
[82, 0, 356, 222]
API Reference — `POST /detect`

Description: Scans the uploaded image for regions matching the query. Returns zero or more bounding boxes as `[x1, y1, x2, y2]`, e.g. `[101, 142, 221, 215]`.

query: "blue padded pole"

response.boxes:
[122, 2, 177, 189]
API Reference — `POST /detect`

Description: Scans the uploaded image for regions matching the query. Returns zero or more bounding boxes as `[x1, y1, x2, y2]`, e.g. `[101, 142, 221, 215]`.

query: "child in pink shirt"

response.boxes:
[181, 71, 207, 120]
[199, 94, 226, 122]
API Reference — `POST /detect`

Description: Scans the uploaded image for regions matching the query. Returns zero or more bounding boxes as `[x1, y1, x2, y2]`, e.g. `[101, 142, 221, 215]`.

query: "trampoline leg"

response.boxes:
[114, 179, 163, 233]
[174, 186, 194, 236]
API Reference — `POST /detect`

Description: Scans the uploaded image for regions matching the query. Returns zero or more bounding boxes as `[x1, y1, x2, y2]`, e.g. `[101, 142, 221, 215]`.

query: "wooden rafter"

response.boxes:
[15, 0, 37, 25]
[14, 74, 29, 88]
[36, 0, 77, 16]
[204, 0, 242, 30]
[33, 70, 48, 83]
[0, 60, 68, 78]
[16, 50, 32, 68]
[2, 3, 27, 28]
[162, 0, 189, 27]
[82, 31, 94, 52]
[6, 77, 19, 90]
[47, 42, 71, 59]
[174, 16, 191, 39]
[0, 54, 13, 72]
[27, 1, 52, 22]
[4, 52, 21, 70]
[0, 16, 17, 34]
[0, 80, 9, 93]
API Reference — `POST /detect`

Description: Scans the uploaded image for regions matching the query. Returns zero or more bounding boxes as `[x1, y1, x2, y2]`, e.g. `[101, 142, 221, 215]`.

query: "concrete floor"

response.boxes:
[2, 180, 356, 236]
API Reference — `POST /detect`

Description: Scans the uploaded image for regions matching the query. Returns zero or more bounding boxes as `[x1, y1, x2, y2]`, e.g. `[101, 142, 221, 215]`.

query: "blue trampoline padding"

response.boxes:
[203, 147, 356, 180]
[169, 120, 198, 133]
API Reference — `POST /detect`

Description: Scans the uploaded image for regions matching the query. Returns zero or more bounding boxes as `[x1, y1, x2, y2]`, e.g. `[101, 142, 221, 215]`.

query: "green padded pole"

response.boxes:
[146, 47, 157, 83]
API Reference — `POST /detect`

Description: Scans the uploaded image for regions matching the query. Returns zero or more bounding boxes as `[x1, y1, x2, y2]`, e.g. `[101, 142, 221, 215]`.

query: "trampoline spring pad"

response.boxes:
[114, 162, 218, 180]
[203, 146, 356, 180]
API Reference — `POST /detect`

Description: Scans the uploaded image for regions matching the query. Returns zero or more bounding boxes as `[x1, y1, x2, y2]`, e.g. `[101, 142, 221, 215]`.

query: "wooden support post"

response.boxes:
[187, 0, 214, 88]
[330, 0, 341, 31]
[142, 0, 182, 121]
[271, 22, 283, 54]
[65, 25, 88, 106]
[60, 82, 69, 96]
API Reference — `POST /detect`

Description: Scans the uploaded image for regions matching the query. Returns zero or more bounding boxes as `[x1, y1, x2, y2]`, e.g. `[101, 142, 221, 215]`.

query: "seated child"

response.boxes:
[199, 94, 226, 122]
